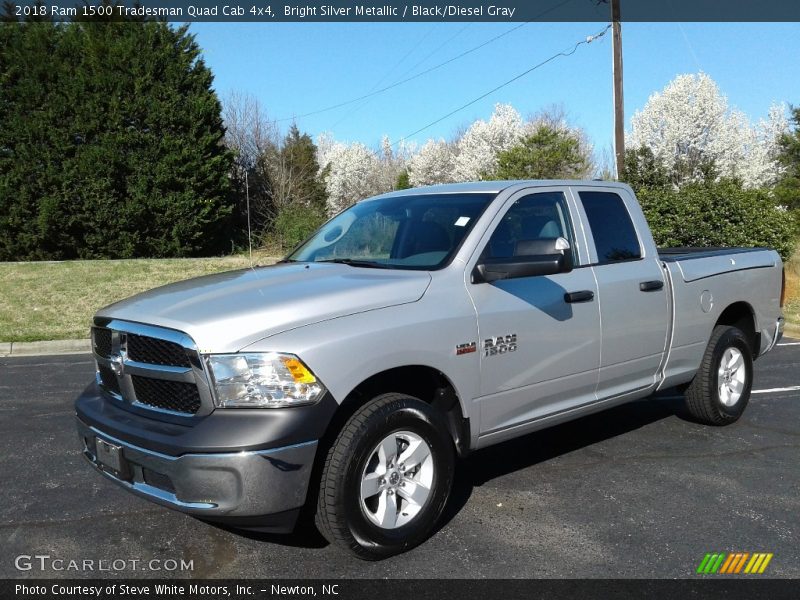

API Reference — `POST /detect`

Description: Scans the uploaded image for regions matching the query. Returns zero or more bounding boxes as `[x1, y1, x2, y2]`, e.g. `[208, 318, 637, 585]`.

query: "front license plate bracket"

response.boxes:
[95, 437, 131, 480]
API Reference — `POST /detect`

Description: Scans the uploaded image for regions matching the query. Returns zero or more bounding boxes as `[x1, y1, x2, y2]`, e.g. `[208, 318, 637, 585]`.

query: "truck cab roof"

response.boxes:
[363, 179, 634, 201]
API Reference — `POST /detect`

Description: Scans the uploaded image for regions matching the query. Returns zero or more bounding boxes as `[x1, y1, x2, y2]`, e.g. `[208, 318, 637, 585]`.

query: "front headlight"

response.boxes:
[207, 353, 325, 408]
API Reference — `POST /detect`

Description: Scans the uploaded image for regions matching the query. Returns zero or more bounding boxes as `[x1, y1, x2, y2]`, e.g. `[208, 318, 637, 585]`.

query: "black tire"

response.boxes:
[315, 393, 455, 560]
[685, 325, 753, 425]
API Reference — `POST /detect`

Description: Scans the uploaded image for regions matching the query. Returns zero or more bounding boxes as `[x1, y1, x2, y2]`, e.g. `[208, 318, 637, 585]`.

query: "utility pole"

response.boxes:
[611, 0, 625, 178]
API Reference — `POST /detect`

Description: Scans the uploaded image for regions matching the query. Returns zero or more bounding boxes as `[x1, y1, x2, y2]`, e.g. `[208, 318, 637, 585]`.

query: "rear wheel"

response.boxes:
[315, 393, 455, 560]
[685, 325, 753, 425]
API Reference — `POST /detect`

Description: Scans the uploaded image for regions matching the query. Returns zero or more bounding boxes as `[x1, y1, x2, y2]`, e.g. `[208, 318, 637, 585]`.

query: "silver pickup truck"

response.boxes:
[75, 180, 785, 559]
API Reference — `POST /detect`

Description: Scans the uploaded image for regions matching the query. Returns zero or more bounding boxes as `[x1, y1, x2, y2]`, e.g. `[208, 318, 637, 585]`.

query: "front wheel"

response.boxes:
[315, 393, 455, 560]
[685, 325, 753, 425]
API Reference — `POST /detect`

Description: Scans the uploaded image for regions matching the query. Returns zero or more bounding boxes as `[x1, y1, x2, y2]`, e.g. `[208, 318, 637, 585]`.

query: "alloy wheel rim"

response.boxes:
[359, 430, 434, 529]
[717, 347, 746, 406]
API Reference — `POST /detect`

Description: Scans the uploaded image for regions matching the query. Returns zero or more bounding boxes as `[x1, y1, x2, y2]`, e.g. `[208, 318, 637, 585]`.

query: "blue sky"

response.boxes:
[190, 22, 800, 158]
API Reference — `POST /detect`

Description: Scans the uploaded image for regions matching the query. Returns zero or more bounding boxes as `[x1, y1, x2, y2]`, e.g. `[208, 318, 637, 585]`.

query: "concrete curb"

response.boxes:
[0, 338, 91, 357]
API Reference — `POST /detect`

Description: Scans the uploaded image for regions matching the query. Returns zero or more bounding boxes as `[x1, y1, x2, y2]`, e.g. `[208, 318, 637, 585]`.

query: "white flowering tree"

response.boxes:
[376, 135, 412, 192]
[319, 104, 595, 206]
[316, 134, 410, 215]
[747, 104, 790, 188]
[628, 73, 787, 188]
[407, 103, 593, 185]
[317, 136, 381, 214]
[407, 139, 456, 186]
[452, 103, 525, 181]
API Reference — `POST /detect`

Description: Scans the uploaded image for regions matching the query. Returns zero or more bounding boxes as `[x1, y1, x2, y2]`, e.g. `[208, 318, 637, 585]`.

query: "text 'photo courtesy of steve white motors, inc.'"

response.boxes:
[2, 0, 800, 598]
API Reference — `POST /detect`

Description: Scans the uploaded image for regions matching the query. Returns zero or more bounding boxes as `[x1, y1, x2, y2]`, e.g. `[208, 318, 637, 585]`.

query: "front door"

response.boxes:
[467, 188, 601, 439]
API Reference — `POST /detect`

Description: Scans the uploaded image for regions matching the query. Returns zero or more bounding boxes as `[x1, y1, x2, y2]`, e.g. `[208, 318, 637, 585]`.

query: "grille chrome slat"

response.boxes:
[91, 321, 213, 418]
[123, 360, 194, 382]
[97, 364, 121, 395]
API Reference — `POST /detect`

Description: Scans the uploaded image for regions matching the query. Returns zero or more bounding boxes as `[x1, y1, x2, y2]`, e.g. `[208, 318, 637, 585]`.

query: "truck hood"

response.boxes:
[96, 263, 432, 353]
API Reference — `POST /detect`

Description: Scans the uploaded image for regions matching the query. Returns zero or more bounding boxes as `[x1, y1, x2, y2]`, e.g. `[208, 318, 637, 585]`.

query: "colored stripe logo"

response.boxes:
[696, 552, 773, 574]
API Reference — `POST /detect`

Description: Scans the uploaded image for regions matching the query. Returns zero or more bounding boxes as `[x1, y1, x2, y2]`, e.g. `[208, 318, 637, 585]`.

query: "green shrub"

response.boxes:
[272, 204, 326, 252]
[637, 180, 796, 261]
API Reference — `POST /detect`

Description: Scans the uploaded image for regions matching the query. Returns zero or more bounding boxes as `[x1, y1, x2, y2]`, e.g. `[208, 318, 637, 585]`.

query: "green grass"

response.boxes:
[784, 245, 800, 334]
[0, 254, 278, 342]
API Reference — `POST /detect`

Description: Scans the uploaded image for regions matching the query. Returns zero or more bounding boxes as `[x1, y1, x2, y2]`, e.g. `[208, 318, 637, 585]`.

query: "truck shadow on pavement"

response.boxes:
[437, 392, 690, 535]
[208, 392, 690, 551]
[206, 518, 330, 549]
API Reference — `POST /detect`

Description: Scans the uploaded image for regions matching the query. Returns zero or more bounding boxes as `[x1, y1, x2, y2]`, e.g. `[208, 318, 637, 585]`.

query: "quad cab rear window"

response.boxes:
[578, 191, 642, 264]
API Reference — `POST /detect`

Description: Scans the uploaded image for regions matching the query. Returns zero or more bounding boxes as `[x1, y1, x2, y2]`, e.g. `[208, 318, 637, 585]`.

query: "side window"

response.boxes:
[578, 191, 642, 264]
[483, 191, 574, 261]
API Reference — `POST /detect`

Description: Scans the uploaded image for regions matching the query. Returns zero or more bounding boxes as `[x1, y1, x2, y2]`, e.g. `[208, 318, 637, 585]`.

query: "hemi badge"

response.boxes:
[456, 342, 476, 356]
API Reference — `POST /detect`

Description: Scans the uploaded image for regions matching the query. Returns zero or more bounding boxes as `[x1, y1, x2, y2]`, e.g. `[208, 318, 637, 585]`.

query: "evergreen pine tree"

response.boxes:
[0, 17, 235, 259]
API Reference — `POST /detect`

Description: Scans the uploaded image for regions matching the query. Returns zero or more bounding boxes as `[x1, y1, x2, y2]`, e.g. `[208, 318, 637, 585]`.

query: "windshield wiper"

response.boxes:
[316, 258, 393, 269]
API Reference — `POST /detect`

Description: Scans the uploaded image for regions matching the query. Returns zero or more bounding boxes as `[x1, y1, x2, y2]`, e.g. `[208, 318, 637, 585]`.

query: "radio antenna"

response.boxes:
[245, 169, 253, 269]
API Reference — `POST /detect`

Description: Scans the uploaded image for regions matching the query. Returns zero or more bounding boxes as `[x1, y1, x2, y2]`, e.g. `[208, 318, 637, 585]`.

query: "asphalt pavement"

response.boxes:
[1, 342, 798, 579]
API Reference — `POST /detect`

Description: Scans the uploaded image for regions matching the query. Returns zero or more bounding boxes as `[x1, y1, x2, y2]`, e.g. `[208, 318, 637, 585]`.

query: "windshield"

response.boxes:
[287, 193, 497, 270]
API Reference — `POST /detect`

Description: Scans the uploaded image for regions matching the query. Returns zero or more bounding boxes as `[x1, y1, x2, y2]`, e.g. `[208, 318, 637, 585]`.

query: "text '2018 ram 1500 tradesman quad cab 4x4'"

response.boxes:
[76, 181, 786, 559]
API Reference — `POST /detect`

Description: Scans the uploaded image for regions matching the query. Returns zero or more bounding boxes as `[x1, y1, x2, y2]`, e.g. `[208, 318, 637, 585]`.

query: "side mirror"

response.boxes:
[472, 237, 573, 284]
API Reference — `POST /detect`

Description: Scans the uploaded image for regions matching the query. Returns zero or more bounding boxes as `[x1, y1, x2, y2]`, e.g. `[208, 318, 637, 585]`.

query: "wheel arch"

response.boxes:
[327, 365, 470, 458]
[714, 301, 758, 355]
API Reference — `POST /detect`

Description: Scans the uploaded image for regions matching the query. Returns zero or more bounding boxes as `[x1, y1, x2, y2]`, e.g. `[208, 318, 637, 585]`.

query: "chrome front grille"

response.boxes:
[91, 321, 213, 418]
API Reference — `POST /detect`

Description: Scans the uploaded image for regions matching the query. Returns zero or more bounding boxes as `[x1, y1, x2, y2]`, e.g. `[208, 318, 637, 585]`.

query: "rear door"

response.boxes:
[467, 187, 601, 439]
[571, 187, 670, 398]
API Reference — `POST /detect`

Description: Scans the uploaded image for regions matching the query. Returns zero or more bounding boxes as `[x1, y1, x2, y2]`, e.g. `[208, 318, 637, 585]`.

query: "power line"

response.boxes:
[330, 23, 439, 130]
[275, 23, 527, 123]
[364, 23, 439, 94]
[395, 25, 611, 146]
[394, 22, 473, 84]
[274, 0, 576, 123]
[676, 23, 702, 72]
[331, 23, 473, 131]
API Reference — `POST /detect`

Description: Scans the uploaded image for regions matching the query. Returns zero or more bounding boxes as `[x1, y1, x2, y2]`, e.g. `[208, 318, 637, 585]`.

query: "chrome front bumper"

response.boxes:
[76, 417, 318, 521]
